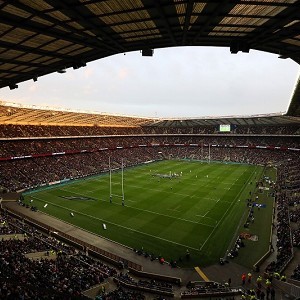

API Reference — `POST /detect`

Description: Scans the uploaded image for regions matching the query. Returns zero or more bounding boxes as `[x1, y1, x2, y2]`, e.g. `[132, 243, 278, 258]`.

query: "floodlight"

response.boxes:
[240, 42, 250, 53]
[72, 61, 86, 70]
[9, 83, 18, 90]
[278, 55, 288, 59]
[230, 41, 239, 54]
[230, 41, 250, 54]
[142, 49, 154, 56]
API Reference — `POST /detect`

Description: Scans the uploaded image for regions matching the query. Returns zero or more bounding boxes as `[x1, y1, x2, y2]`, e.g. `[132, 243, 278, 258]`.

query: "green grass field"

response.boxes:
[23, 160, 270, 267]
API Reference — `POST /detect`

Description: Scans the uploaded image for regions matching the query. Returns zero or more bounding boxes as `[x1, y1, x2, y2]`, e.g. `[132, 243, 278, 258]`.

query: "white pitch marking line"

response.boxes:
[203, 197, 219, 202]
[42, 188, 215, 228]
[196, 211, 209, 217]
[167, 208, 181, 212]
[200, 166, 257, 251]
[30, 195, 199, 251]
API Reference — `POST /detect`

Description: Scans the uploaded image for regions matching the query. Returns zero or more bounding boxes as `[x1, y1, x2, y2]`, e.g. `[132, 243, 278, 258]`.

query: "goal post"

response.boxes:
[109, 156, 112, 203]
[121, 158, 125, 206]
[109, 157, 125, 206]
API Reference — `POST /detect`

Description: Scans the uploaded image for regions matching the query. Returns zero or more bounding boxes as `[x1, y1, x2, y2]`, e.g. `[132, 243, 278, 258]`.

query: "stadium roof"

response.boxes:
[0, 0, 300, 90]
[0, 101, 149, 127]
[0, 101, 299, 127]
[287, 76, 300, 117]
[143, 114, 300, 127]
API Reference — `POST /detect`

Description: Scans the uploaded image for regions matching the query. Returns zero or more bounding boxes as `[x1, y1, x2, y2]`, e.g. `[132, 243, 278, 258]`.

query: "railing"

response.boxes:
[128, 267, 181, 286]
[272, 278, 300, 299]
[113, 277, 175, 297]
[181, 281, 242, 299]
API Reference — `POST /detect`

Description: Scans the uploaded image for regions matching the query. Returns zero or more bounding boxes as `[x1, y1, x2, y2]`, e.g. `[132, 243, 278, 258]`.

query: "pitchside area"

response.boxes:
[23, 160, 267, 267]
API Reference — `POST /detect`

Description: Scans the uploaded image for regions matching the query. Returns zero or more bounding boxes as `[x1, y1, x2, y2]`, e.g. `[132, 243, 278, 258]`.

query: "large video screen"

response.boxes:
[219, 124, 231, 132]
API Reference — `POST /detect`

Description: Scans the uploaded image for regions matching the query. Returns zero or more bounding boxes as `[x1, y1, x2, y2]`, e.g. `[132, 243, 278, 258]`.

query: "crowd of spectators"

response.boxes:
[0, 124, 144, 138]
[0, 215, 23, 235]
[0, 124, 299, 138]
[290, 206, 300, 248]
[0, 210, 183, 299]
[291, 265, 300, 281]
[233, 125, 299, 135]
[265, 160, 300, 277]
[0, 212, 119, 299]
[1, 135, 299, 159]
[96, 287, 145, 300]
[1, 123, 299, 286]
[292, 228, 300, 248]
[289, 169, 300, 282]
[1, 137, 299, 192]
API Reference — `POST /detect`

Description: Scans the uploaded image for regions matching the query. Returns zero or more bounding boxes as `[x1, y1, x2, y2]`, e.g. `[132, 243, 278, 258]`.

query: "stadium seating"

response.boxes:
[1, 134, 299, 192]
[0, 210, 186, 298]
[0, 122, 299, 297]
[0, 124, 299, 138]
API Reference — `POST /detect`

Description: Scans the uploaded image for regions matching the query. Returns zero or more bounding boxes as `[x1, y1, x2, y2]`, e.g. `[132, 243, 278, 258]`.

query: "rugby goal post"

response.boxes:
[109, 157, 125, 206]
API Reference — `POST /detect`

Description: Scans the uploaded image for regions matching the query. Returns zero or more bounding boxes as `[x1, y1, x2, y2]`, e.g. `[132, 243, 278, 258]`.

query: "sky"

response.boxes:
[0, 46, 299, 118]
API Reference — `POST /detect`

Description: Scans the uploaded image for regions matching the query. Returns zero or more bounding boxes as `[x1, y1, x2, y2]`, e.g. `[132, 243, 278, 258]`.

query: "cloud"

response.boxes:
[118, 68, 129, 79]
[0, 47, 298, 118]
[28, 84, 37, 92]
[83, 67, 93, 79]
[83, 84, 95, 95]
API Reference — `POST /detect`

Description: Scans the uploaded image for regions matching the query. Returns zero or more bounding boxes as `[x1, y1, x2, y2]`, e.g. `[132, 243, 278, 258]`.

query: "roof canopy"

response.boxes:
[143, 115, 300, 127]
[0, 0, 299, 89]
[0, 101, 299, 127]
[0, 102, 149, 127]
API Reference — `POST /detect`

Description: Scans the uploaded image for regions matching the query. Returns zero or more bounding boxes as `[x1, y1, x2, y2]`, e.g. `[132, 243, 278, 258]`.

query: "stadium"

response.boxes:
[0, 1, 300, 299]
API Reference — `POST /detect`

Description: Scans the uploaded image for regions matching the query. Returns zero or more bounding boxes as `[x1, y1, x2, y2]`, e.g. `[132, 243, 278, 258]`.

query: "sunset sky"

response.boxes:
[1, 46, 299, 118]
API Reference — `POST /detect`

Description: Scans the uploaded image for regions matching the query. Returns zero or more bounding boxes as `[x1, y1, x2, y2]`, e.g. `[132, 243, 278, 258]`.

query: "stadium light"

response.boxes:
[230, 41, 250, 54]
[142, 49, 154, 56]
[9, 83, 18, 90]
[230, 41, 239, 54]
[72, 60, 86, 70]
[278, 54, 288, 59]
[57, 68, 66, 74]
